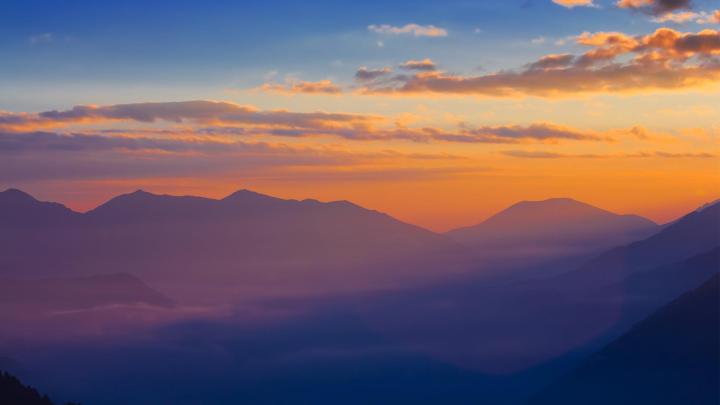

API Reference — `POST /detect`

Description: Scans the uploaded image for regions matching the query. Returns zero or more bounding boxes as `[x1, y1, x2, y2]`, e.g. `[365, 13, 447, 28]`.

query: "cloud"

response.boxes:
[368, 24, 448, 37]
[28, 33, 53, 44]
[552, 0, 596, 8]
[502, 149, 717, 158]
[433, 123, 612, 143]
[399, 59, 438, 71]
[0, 102, 613, 145]
[196, 122, 610, 144]
[651, 9, 720, 24]
[526, 54, 576, 70]
[355, 67, 393, 81]
[697, 10, 720, 24]
[357, 28, 720, 97]
[653, 10, 700, 22]
[261, 80, 342, 95]
[0, 100, 381, 131]
[616, 0, 691, 16]
[309, 122, 611, 143]
[0, 130, 241, 154]
[0, 129, 471, 183]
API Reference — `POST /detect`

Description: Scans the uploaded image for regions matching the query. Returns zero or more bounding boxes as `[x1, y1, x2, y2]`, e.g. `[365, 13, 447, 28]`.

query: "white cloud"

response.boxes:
[368, 24, 448, 37]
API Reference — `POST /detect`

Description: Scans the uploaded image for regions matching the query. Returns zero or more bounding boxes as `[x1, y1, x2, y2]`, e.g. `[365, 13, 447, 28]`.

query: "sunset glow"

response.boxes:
[1, 1, 718, 232]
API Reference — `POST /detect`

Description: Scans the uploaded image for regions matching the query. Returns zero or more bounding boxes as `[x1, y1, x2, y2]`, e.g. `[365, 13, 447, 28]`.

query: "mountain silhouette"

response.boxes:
[556, 200, 720, 286]
[445, 198, 658, 265]
[368, 199, 719, 372]
[531, 273, 720, 405]
[0, 188, 79, 227]
[0, 370, 78, 405]
[0, 188, 467, 304]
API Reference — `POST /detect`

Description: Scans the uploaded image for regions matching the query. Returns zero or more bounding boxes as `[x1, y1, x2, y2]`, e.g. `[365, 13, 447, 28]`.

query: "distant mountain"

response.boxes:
[0, 189, 78, 227]
[356, 200, 719, 373]
[0, 188, 467, 304]
[445, 198, 658, 265]
[556, 200, 720, 286]
[0, 273, 174, 311]
[531, 273, 720, 405]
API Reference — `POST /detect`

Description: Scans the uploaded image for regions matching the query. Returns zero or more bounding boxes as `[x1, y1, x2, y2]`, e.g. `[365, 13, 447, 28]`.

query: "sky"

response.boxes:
[1, 0, 718, 231]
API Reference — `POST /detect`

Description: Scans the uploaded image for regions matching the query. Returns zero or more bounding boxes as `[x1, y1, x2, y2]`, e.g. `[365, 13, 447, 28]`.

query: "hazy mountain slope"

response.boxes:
[327, 202, 720, 374]
[618, 247, 720, 304]
[0, 273, 174, 311]
[555, 201, 720, 286]
[0, 188, 468, 303]
[445, 198, 658, 266]
[530, 274, 720, 405]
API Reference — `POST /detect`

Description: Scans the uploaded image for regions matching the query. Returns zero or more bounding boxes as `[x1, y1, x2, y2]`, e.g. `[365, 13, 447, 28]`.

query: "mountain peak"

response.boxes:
[222, 189, 282, 204]
[0, 188, 37, 204]
[498, 198, 616, 221]
[0, 188, 76, 225]
[446, 197, 659, 258]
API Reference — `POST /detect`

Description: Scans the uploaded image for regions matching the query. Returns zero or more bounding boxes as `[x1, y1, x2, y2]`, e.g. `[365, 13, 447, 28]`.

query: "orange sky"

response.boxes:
[2, 22, 719, 232]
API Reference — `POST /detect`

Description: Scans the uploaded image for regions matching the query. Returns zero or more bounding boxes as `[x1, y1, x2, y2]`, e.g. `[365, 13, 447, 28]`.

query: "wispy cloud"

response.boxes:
[653, 9, 720, 24]
[399, 59, 437, 71]
[28, 33, 53, 44]
[0, 100, 380, 131]
[368, 24, 448, 37]
[261, 80, 342, 95]
[552, 0, 596, 8]
[0, 101, 615, 145]
[502, 149, 717, 158]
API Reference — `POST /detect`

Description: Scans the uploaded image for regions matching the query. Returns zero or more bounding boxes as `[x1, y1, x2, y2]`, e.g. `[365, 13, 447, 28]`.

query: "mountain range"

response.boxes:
[1, 187, 718, 404]
[0, 188, 467, 304]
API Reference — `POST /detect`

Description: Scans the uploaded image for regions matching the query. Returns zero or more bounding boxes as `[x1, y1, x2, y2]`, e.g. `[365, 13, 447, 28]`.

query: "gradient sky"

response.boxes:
[1, 0, 718, 231]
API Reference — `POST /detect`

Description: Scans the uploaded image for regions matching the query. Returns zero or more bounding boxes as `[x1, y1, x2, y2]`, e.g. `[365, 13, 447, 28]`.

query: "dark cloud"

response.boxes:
[617, 0, 692, 16]
[2, 101, 379, 131]
[355, 67, 393, 81]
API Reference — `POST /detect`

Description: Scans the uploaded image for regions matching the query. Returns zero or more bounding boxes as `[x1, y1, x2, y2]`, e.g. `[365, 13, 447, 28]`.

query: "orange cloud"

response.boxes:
[552, 0, 596, 8]
[357, 28, 720, 97]
[0, 100, 380, 132]
[502, 149, 717, 158]
[617, 0, 691, 15]
[261, 80, 342, 95]
[0, 101, 619, 145]
[650, 9, 720, 24]
[399, 59, 438, 71]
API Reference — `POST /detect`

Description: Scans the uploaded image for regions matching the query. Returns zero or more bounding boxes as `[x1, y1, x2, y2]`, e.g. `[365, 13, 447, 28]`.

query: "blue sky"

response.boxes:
[4, 0, 709, 109]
